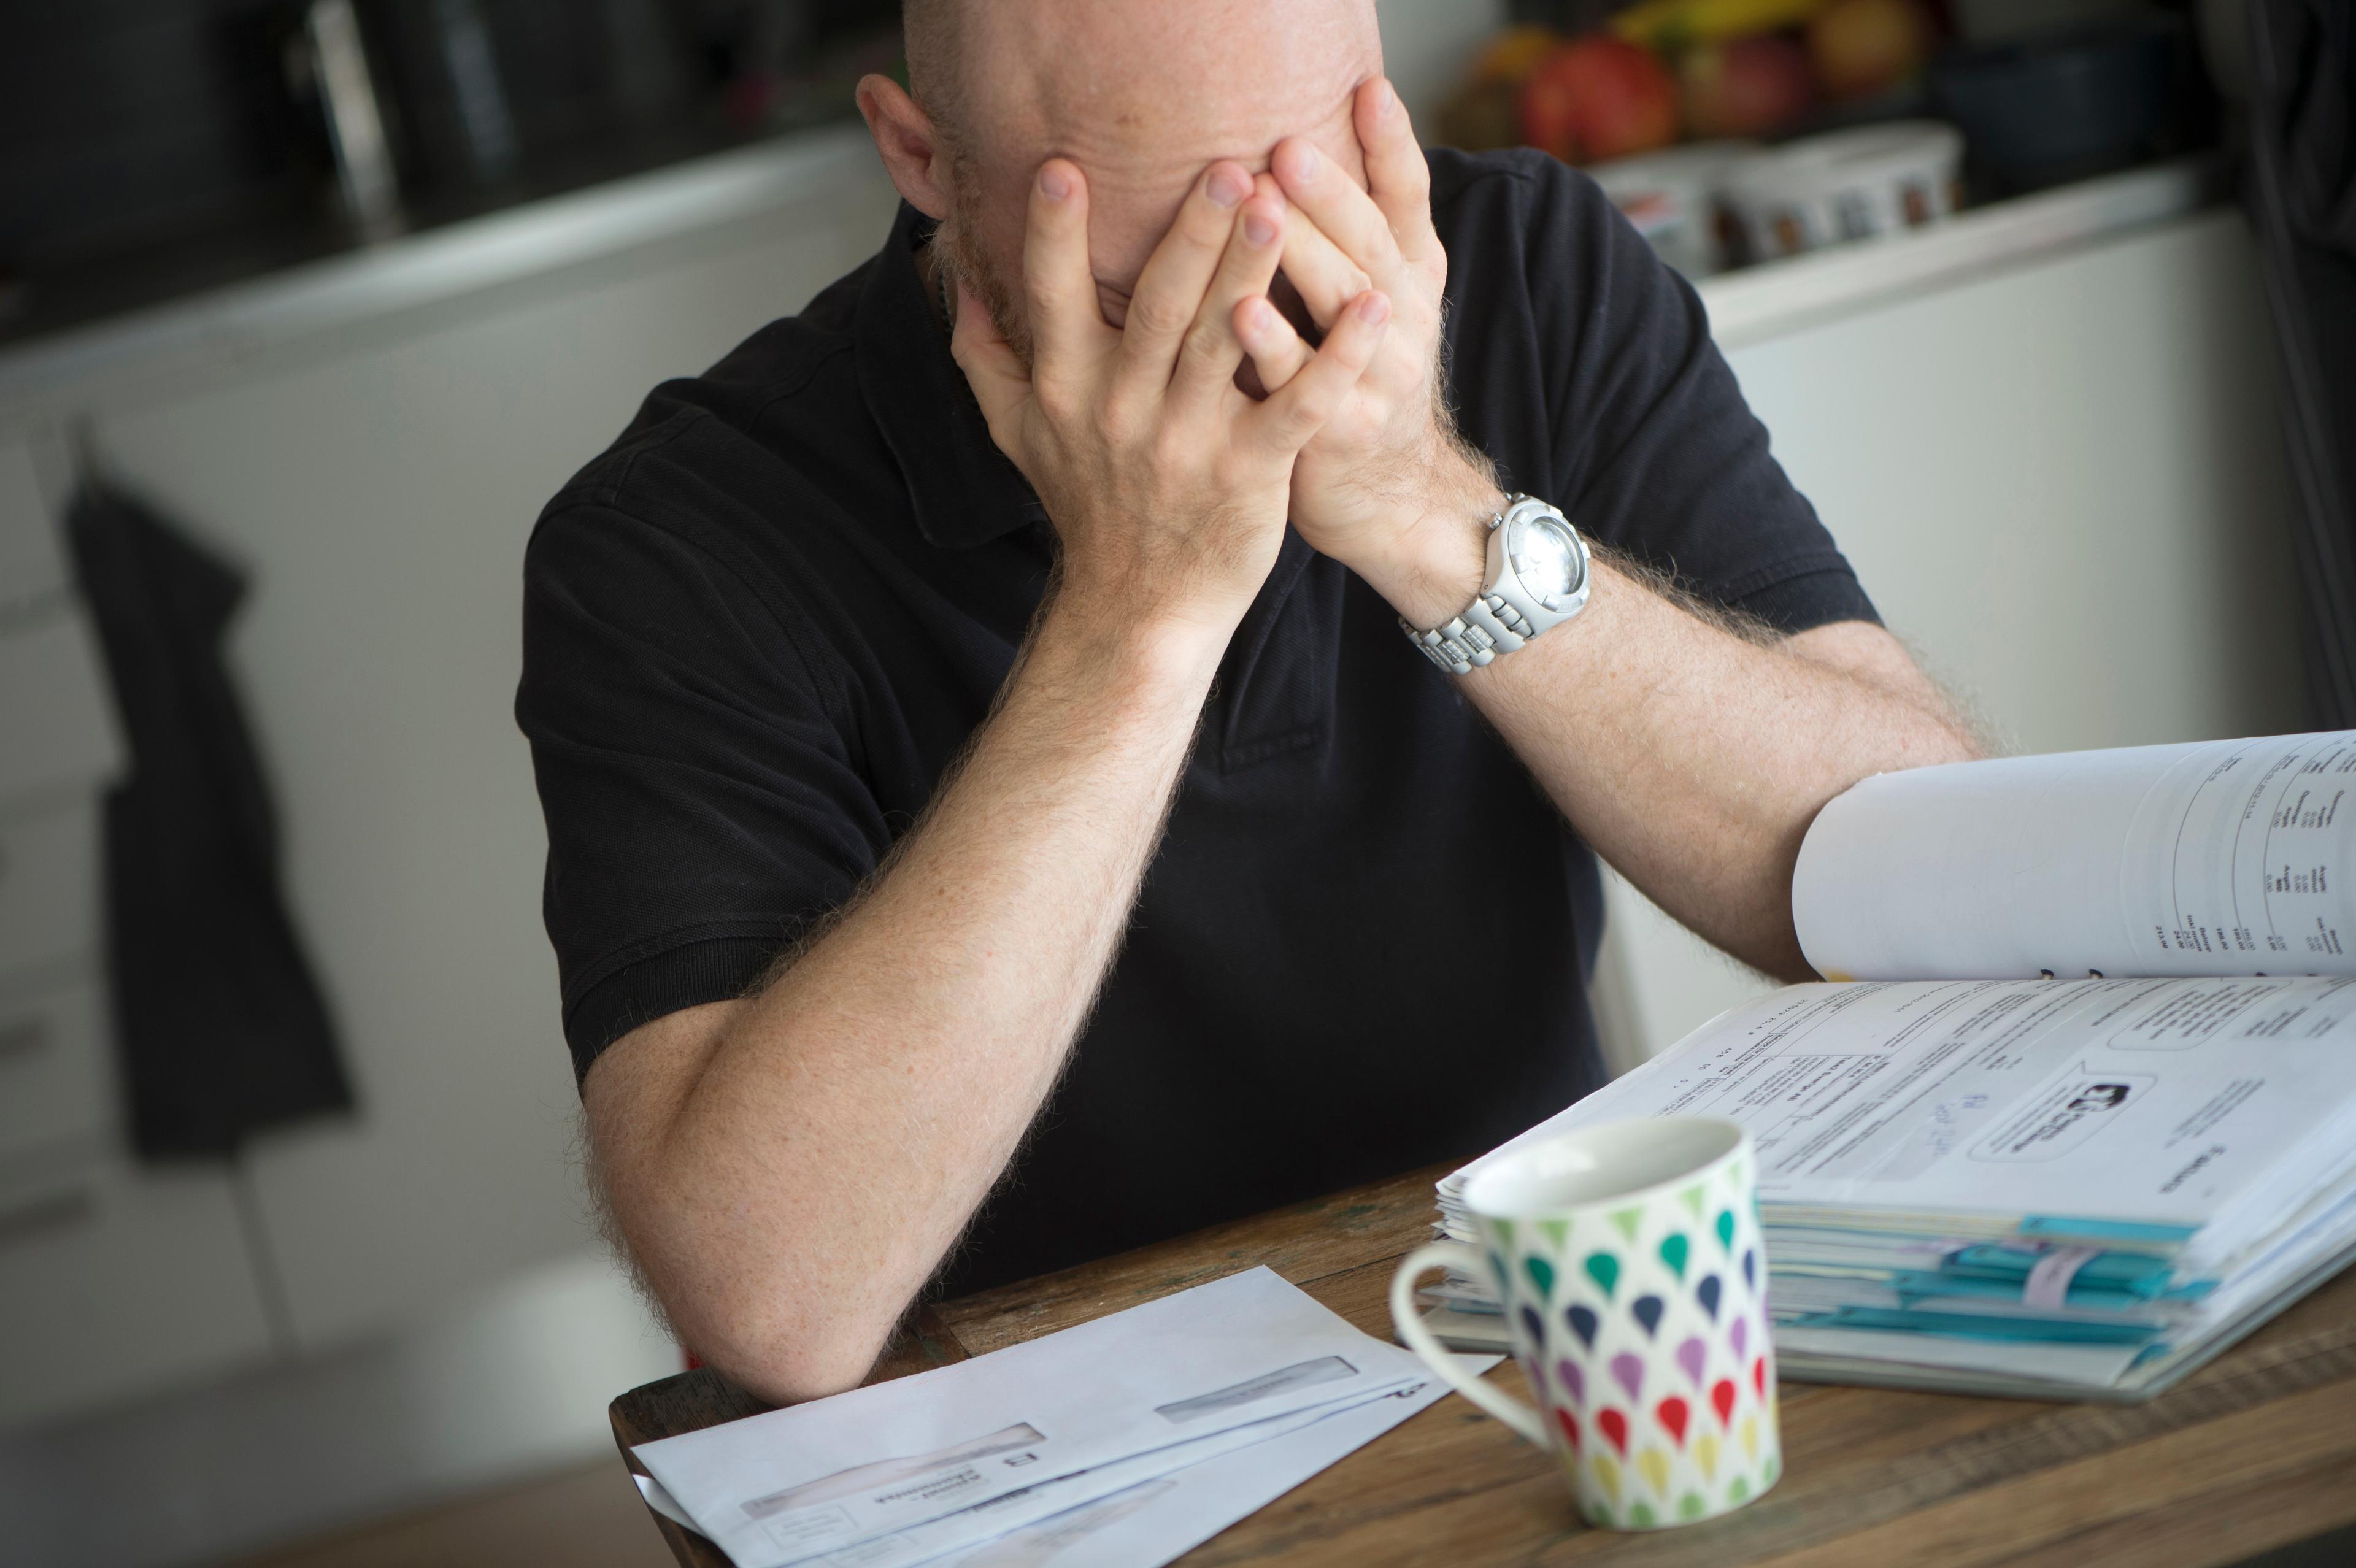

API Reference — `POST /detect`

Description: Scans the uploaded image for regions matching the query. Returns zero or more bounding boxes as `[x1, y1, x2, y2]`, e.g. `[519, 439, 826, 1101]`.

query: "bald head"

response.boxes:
[865, 0, 1384, 339]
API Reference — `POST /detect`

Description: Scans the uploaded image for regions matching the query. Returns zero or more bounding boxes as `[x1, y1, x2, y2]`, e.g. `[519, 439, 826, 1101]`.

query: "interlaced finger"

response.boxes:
[1274, 206, 1374, 333]
[1230, 293, 1312, 394]
[1168, 194, 1287, 409]
[1116, 161, 1258, 391]
[1247, 290, 1390, 456]
[1271, 136, 1406, 294]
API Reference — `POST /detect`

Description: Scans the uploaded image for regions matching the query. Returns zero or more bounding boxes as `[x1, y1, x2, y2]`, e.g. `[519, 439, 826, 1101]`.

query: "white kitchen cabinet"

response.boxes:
[1595, 207, 2303, 1064]
[73, 163, 902, 1353]
[0, 127, 899, 1452]
[1733, 208, 2299, 756]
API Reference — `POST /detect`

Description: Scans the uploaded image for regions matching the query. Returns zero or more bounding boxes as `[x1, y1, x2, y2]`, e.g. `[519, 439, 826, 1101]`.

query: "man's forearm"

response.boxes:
[583, 602, 1225, 1401]
[1359, 489, 1980, 980]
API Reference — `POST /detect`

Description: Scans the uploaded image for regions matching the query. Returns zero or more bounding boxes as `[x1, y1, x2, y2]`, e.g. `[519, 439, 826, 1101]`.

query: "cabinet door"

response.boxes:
[0, 1158, 276, 1432]
[1726, 210, 2301, 757]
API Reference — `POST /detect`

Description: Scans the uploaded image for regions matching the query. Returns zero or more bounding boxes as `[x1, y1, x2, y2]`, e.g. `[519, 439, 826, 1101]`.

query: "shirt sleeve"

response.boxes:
[1514, 152, 1880, 634]
[516, 499, 887, 1085]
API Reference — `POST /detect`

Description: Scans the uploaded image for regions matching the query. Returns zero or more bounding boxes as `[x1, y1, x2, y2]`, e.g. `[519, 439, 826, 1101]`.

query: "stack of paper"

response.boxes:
[633, 1267, 1493, 1567]
[1426, 978, 2356, 1401]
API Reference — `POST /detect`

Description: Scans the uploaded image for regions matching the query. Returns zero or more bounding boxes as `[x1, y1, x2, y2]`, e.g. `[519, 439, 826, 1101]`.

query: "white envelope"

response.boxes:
[634, 1267, 1436, 1568]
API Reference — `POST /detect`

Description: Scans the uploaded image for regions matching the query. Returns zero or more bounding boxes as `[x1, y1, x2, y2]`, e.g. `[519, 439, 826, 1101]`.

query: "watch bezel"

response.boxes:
[1505, 509, 1587, 612]
[1403, 494, 1591, 675]
[1483, 498, 1590, 634]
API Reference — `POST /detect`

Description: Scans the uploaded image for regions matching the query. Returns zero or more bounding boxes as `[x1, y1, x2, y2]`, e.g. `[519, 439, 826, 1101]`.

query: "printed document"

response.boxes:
[1795, 732, 2356, 982]
[1467, 977, 2356, 1258]
[639, 1352, 1498, 1568]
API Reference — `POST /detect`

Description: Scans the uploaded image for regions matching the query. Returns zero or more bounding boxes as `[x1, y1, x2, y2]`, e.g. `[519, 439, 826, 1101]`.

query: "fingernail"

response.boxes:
[1280, 142, 1317, 183]
[1207, 169, 1247, 208]
[1360, 292, 1390, 325]
[1246, 299, 1276, 334]
[1038, 164, 1071, 201]
[1244, 210, 1278, 246]
[1376, 79, 1398, 118]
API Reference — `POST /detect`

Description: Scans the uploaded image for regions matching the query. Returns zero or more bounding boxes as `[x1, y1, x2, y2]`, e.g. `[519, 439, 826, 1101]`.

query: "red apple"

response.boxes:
[1519, 36, 1679, 166]
[1808, 0, 1933, 101]
[1680, 33, 1817, 140]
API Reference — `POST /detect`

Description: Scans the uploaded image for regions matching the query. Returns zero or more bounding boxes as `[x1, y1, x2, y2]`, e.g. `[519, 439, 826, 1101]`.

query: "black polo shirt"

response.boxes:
[517, 147, 1876, 1298]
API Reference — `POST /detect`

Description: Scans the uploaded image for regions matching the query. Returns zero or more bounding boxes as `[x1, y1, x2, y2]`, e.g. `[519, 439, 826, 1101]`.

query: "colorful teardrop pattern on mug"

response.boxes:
[1510, 1147, 1775, 1526]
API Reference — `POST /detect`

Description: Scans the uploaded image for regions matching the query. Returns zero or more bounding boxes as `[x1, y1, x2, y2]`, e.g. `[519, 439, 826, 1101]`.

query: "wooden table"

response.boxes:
[611, 1164, 2356, 1566]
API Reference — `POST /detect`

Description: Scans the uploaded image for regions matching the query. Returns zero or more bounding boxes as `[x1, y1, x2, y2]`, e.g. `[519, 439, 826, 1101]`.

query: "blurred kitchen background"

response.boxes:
[0, 0, 2344, 1563]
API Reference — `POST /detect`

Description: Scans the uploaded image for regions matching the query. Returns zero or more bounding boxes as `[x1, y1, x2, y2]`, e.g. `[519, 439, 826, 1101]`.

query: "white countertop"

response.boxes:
[0, 124, 884, 425]
[0, 126, 2221, 426]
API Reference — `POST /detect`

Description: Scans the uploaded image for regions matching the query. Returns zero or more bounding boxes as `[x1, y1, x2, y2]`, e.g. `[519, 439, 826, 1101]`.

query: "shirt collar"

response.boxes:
[855, 201, 1049, 550]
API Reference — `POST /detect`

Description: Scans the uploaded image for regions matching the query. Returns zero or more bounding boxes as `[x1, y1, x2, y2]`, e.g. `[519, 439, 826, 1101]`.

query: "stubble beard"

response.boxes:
[934, 170, 1033, 369]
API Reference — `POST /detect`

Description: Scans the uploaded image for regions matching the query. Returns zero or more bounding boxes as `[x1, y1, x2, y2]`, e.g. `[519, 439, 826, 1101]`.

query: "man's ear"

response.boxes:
[857, 75, 953, 220]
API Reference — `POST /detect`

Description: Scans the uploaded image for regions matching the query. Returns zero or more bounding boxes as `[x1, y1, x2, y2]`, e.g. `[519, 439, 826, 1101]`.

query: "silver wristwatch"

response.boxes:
[1399, 493, 1592, 675]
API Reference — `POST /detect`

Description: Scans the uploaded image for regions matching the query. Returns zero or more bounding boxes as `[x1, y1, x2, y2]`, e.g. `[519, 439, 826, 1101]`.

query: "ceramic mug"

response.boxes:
[1390, 1116, 1779, 1531]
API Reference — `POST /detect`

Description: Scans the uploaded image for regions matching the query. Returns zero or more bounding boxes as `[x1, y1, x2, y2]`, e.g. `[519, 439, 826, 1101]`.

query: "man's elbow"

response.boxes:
[614, 1192, 907, 1402]
[584, 1010, 893, 1401]
[665, 1266, 904, 1406]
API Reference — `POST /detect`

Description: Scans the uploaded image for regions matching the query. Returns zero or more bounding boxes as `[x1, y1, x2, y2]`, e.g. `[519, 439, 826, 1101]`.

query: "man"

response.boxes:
[515, 0, 1977, 1405]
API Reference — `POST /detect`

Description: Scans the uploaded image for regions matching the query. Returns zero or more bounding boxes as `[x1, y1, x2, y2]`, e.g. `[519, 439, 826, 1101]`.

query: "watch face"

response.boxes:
[1512, 515, 1585, 609]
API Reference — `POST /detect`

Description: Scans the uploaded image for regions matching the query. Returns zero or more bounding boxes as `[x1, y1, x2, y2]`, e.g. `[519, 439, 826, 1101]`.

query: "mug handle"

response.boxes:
[1389, 1240, 1547, 1447]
